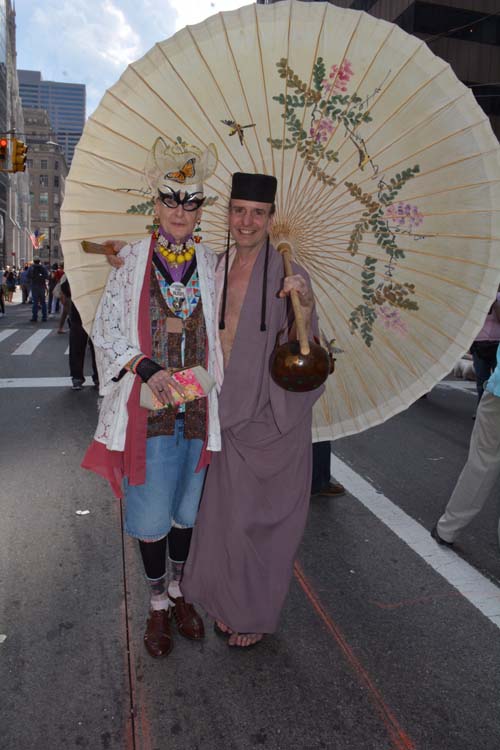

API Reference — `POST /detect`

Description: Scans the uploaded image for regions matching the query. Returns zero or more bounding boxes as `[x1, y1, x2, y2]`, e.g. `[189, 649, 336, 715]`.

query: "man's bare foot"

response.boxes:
[228, 632, 263, 647]
[215, 620, 232, 635]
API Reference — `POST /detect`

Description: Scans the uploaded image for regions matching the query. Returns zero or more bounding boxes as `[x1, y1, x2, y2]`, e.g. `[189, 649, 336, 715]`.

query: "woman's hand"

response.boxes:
[146, 369, 188, 407]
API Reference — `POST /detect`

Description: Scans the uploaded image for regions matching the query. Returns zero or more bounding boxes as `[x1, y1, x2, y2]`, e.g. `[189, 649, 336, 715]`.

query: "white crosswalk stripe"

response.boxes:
[330, 453, 500, 630]
[12, 329, 54, 355]
[436, 381, 476, 395]
[0, 377, 84, 388]
[0, 329, 18, 343]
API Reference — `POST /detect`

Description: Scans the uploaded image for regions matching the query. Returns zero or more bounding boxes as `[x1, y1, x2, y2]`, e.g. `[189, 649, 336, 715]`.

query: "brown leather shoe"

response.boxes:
[169, 595, 205, 640]
[144, 608, 173, 658]
[311, 481, 346, 498]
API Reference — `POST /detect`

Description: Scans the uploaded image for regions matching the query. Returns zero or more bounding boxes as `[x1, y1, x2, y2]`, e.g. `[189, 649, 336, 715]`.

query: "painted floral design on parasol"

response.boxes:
[267, 56, 427, 348]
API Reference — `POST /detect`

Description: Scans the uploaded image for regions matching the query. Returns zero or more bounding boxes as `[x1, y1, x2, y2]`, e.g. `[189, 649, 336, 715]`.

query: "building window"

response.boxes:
[398, 2, 500, 45]
[54, 160, 59, 170]
[40, 159, 48, 169]
[54, 193, 59, 205]
[39, 209, 48, 221]
[350, 0, 378, 9]
[54, 176, 59, 188]
[468, 82, 500, 117]
[27, 159, 33, 169]
[39, 175, 49, 187]
[39, 192, 49, 205]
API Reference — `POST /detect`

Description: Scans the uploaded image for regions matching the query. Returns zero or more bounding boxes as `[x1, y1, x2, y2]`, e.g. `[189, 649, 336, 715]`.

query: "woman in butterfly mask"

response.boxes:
[82, 138, 221, 659]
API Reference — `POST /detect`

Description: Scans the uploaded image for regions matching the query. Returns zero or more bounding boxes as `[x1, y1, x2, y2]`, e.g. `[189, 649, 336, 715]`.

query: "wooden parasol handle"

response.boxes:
[81, 240, 118, 255]
[277, 241, 310, 356]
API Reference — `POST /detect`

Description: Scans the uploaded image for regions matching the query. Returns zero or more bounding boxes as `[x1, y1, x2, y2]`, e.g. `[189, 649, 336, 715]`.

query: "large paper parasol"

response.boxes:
[61, 0, 500, 441]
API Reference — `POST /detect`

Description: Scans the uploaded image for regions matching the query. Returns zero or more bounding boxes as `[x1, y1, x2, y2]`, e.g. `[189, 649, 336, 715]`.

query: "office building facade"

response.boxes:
[18, 70, 85, 167]
[24, 107, 68, 264]
[0, 0, 31, 269]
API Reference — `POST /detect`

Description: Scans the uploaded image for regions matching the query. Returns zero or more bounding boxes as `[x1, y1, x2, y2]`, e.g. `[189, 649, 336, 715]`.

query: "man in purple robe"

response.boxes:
[182, 172, 324, 647]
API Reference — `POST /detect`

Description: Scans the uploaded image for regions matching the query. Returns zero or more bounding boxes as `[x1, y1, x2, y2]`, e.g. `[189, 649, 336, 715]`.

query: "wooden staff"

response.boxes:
[81, 240, 118, 255]
[277, 241, 310, 356]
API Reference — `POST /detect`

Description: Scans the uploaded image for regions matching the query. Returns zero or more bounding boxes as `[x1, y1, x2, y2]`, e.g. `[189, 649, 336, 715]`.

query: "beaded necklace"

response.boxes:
[155, 230, 195, 267]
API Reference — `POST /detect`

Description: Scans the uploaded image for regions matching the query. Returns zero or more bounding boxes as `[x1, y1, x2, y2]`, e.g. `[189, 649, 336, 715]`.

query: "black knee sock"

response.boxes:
[167, 527, 192, 563]
[139, 537, 167, 580]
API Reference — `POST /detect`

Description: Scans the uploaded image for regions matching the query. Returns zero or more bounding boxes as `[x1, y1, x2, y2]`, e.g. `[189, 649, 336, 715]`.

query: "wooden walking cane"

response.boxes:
[270, 242, 332, 393]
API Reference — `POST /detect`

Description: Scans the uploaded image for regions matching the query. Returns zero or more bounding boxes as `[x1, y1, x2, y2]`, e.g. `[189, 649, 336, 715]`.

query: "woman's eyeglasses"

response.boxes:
[158, 188, 205, 212]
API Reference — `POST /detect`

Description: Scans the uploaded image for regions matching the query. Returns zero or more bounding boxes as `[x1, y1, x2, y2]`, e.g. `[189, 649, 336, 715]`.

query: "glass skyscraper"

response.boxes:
[18, 70, 85, 166]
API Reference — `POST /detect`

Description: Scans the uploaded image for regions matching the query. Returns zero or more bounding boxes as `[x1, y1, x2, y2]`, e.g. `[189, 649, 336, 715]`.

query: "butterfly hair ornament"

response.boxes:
[145, 137, 218, 198]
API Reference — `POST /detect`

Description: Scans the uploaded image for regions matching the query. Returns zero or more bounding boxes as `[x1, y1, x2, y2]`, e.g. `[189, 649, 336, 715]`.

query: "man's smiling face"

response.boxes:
[229, 199, 274, 253]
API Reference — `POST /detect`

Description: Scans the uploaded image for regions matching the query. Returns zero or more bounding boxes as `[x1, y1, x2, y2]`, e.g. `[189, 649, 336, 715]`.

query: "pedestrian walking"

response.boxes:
[5, 270, 16, 302]
[50, 263, 64, 314]
[57, 268, 71, 333]
[59, 275, 98, 390]
[431, 345, 500, 548]
[20, 264, 30, 304]
[27, 257, 48, 322]
[47, 263, 59, 315]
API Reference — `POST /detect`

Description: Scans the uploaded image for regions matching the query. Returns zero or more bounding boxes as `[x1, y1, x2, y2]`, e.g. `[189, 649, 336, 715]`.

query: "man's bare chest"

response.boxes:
[220, 260, 256, 364]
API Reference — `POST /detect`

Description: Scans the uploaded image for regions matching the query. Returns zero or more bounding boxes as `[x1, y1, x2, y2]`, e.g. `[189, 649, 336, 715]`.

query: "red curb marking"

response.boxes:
[294, 561, 416, 750]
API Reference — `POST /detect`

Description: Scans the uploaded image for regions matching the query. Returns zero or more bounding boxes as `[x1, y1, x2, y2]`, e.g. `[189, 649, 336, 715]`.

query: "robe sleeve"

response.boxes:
[91, 247, 143, 392]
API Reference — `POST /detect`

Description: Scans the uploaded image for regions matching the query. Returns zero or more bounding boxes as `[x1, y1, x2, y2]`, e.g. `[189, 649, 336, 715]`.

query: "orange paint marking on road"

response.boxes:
[370, 591, 464, 610]
[122, 522, 154, 750]
[120, 597, 136, 750]
[137, 674, 154, 750]
[294, 561, 416, 750]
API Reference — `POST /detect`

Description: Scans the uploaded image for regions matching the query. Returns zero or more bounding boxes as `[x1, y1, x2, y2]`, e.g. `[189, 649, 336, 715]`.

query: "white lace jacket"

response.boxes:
[91, 237, 221, 453]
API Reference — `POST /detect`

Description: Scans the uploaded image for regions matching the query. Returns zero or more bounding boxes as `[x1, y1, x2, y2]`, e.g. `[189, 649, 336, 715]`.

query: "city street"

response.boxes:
[1, 293, 499, 750]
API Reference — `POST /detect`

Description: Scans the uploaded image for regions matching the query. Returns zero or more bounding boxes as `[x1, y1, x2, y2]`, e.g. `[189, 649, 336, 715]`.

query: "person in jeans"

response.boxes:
[27, 257, 48, 322]
[20, 264, 30, 304]
[82, 140, 220, 659]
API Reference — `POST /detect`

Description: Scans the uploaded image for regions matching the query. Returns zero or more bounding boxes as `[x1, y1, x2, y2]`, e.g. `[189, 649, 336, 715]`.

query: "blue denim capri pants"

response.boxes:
[124, 419, 206, 540]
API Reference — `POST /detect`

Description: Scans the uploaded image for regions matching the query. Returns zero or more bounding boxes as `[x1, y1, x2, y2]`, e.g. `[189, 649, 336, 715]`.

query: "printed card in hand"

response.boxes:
[140, 366, 216, 410]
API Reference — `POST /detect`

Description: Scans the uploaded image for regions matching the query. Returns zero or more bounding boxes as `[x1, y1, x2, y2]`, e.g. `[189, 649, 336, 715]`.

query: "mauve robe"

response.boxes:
[182, 243, 323, 633]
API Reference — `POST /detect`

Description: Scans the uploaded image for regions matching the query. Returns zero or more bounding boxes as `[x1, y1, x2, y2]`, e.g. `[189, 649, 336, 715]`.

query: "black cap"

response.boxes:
[231, 172, 277, 203]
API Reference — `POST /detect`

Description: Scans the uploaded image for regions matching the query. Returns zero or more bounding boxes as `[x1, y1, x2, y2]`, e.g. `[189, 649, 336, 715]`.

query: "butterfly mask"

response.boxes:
[145, 137, 218, 197]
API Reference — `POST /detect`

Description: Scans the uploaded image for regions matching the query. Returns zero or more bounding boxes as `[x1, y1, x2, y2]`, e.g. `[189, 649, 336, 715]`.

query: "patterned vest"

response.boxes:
[147, 261, 208, 441]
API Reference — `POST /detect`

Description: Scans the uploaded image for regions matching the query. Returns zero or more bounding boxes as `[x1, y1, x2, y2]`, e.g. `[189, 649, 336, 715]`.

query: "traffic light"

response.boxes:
[12, 139, 28, 172]
[0, 138, 8, 162]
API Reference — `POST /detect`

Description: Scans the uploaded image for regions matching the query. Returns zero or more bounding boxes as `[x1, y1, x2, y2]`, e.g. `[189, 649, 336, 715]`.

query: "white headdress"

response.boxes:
[144, 137, 218, 196]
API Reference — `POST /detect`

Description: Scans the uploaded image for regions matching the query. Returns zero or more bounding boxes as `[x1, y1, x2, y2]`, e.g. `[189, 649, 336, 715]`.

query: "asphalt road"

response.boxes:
[1, 296, 499, 750]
